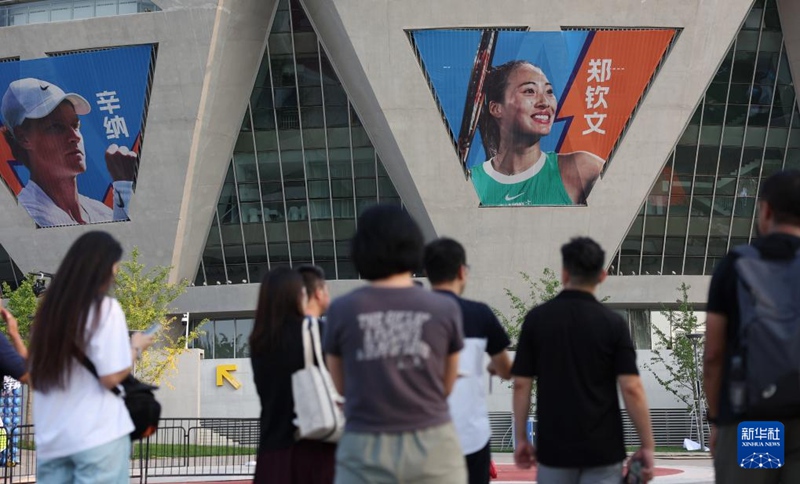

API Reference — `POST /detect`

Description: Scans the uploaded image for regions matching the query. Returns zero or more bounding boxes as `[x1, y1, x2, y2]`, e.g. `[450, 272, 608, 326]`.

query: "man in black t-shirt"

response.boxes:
[424, 238, 512, 484]
[511, 237, 655, 484]
[704, 170, 800, 483]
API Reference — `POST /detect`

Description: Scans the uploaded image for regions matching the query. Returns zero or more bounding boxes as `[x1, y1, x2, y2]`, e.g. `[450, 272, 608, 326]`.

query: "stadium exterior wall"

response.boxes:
[0, 0, 780, 419]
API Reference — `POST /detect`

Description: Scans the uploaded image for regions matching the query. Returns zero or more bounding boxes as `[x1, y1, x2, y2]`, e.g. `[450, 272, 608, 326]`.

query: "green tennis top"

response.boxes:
[470, 151, 573, 206]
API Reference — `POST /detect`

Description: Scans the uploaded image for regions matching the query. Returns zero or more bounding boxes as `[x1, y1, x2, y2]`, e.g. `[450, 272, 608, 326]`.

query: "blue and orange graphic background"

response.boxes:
[412, 30, 589, 170]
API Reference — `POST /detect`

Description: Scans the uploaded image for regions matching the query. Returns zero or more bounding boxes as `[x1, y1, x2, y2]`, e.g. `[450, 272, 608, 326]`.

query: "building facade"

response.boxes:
[0, 0, 797, 427]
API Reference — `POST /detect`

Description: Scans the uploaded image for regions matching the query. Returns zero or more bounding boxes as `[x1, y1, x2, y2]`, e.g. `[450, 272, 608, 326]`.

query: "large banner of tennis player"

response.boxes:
[411, 29, 676, 206]
[0, 45, 154, 228]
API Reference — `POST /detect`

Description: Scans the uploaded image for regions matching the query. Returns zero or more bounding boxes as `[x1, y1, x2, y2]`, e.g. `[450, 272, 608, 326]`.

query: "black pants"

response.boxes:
[253, 440, 336, 484]
[465, 441, 491, 484]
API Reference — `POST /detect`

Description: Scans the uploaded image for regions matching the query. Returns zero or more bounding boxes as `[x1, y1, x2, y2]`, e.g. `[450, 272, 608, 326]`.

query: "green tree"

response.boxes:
[1, 275, 39, 343]
[643, 282, 704, 412]
[494, 269, 612, 415]
[494, 268, 561, 348]
[113, 247, 204, 386]
[2, 276, 40, 426]
[1, 248, 204, 387]
[493, 268, 562, 414]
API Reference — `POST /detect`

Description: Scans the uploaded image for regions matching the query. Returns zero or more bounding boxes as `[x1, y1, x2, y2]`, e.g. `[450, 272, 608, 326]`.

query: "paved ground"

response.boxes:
[156, 454, 715, 484]
[488, 453, 714, 484]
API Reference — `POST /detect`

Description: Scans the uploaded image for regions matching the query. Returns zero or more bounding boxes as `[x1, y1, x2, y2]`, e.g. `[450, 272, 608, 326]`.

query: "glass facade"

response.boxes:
[192, 311, 652, 359]
[611, 0, 798, 276]
[190, 318, 254, 359]
[195, 0, 404, 286]
[0, 0, 159, 26]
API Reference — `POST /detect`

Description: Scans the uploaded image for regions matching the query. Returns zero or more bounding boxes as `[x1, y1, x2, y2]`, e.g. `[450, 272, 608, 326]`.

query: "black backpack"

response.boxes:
[79, 355, 162, 440]
[731, 245, 800, 415]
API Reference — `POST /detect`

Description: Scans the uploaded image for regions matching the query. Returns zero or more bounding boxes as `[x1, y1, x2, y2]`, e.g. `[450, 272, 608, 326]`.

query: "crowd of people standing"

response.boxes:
[249, 170, 800, 484]
[249, 203, 655, 484]
[0, 171, 797, 484]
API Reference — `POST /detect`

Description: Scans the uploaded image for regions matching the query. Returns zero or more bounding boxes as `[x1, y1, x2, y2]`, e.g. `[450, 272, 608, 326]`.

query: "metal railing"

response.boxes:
[0, 0, 159, 28]
[490, 409, 710, 451]
[0, 418, 260, 483]
[0, 411, 707, 482]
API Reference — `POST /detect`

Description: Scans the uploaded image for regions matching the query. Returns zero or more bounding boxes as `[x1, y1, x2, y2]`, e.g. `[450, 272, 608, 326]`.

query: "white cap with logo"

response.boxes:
[1, 77, 91, 133]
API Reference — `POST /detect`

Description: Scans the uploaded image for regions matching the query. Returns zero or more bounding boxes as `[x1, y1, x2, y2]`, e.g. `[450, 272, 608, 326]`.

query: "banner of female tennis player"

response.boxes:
[411, 29, 676, 206]
[0, 45, 154, 227]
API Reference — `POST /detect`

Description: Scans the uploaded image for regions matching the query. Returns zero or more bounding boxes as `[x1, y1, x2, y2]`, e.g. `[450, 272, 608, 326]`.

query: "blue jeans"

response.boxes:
[37, 435, 130, 484]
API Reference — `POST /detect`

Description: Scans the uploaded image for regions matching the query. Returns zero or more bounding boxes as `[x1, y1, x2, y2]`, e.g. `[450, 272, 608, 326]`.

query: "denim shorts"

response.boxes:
[37, 435, 130, 484]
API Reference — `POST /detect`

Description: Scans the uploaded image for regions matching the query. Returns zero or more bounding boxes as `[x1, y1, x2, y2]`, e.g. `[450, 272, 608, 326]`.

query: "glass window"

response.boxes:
[119, 1, 139, 14]
[235, 319, 254, 358]
[616, 0, 794, 276]
[619, 256, 639, 275]
[50, 6, 72, 21]
[96, 2, 118, 17]
[195, 0, 403, 283]
[192, 320, 215, 359]
[662, 256, 684, 276]
[628, 310, 652, 350]
[27, 7, 49, 23]
[214, 320, 236, 359]
[1, 1, 161, 26]
[785, 149, 800, 170]
[75, 2, 97, 20]
[684, 257, 705, 275]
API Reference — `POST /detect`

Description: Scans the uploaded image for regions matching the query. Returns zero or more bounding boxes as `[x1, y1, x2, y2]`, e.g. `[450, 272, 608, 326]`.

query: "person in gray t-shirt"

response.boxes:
[323, 205, 466, 484]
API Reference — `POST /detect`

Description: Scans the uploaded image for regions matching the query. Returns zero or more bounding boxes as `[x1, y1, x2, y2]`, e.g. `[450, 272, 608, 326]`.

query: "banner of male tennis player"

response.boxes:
[0, 45, 154, 227]
[411, 29, 676, 206]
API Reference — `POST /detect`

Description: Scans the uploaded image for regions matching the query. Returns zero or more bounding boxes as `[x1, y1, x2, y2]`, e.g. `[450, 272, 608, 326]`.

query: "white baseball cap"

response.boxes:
[1, 77, 91, 133]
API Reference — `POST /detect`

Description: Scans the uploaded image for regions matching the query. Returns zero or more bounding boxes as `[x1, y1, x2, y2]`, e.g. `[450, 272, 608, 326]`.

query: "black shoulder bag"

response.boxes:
[77, 352, 162, 440]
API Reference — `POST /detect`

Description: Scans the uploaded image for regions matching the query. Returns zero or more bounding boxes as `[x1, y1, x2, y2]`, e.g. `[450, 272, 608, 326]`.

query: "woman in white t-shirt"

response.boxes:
[28, 231, 153, 483]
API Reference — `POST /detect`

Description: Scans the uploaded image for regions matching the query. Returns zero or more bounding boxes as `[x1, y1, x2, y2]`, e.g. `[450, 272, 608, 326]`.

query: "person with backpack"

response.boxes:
[704, 170, 800, 483]
[28, 232, 154, 483]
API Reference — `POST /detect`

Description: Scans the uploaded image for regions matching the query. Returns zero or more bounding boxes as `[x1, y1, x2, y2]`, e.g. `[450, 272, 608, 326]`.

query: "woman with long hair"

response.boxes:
[29, 231, 153, 483]
[472, 60, 605, 206]
[250, 266, 336, 484]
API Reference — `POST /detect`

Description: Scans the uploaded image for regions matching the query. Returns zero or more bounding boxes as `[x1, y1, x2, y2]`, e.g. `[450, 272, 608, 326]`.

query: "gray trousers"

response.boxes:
[536, 462, 623, 484]
[334, 422, 466, 484]
[714, 419, 800, 484]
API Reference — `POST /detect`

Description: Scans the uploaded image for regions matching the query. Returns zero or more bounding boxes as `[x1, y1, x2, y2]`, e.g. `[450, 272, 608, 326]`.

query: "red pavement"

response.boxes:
[494, 463, 684, 481]
[178, 465, 683, 483]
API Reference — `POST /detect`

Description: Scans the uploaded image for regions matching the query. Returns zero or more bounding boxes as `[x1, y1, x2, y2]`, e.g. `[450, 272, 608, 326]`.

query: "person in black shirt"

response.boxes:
[511, 237, 655, 483]
[704, 170, 800, 483]
[424, 238, 512, 484]
[250, 267, 335, 484]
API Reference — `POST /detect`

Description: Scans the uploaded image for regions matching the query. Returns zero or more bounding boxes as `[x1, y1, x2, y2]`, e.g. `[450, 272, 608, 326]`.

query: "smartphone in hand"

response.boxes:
[625, 458, 643, 484]
[143, 323, 161, 336]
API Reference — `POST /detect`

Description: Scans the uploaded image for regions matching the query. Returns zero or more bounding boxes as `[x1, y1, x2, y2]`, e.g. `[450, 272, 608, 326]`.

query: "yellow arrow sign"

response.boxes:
[216, 364, 242, 390]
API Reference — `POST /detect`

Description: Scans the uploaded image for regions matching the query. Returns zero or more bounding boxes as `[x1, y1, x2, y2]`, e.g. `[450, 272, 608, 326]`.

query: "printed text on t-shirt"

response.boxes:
[356, 311, 432, 368]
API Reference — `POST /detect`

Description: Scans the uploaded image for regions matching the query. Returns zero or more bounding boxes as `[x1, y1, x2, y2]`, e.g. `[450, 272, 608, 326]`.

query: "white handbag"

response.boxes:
[291, 317, 345, 443]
